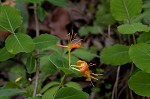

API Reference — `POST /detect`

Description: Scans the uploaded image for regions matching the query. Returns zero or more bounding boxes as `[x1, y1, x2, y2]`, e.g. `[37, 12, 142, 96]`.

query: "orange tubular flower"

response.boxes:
[71, 60, 101, 86]
[57, 41, 81, 51]
[57, 33, 81, 51]
[57, 33, 82, 67]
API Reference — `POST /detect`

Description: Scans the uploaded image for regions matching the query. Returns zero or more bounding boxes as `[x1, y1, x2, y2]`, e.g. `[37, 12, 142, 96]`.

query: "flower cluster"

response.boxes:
[57, 33, 101, 86]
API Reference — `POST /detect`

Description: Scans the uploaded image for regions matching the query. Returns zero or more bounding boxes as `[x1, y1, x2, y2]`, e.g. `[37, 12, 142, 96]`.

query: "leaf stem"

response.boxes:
[121, 0, 136, 44]
[121, 0, 131, 24]
[53, 75, 66, 98]
[33, 3, 40, 96]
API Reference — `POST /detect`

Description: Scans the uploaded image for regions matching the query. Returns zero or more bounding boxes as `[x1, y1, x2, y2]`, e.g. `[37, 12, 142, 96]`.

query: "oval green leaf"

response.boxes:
[26, 55, 36, 74]
[65, 82, 82, 91]
[72, 48, 98, 61]
[0, 4, 22, 33]
[137, 32, 150, 44]
[49, 52, 69, 68]
[0, 88, 26, 97]
[128, 71, 150, 96]
[5, 33, 35, 54]
[40, 81, 59, 94]
[110, 0, 142, 21]
[0, 47, 14, 61]
[101, 44, 130, 66]
[43, 86, 59, 99]
[129, 43, 150, 73]
[117, 23, 150, 34]
[54, 87, 89, 99]
[33, 34, 59, 50]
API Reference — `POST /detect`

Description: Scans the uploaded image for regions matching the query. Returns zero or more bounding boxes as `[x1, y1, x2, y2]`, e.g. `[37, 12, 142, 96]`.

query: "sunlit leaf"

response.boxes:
[128, 71, 150, 96]
[117, 23, 150, 34]
[110, 0, 142, 21]
[5, 33, 35, 54]
[101, 44, 130, 66]
[129, 43, 150, 73]
[0, 4, 22, 33]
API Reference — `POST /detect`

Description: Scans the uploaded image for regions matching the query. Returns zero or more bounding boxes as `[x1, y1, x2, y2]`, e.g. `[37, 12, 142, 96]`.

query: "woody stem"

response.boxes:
[33, 3, 40, 96]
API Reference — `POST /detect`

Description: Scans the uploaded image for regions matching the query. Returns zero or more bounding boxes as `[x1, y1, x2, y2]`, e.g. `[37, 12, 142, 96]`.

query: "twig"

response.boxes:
[33, 3, 40, 96]
[111, 66, 120, 99]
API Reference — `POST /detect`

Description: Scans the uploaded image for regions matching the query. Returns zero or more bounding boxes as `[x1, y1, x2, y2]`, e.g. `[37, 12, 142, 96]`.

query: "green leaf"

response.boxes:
[37, 7, 46, 22]
[117, 23, 150, 34]
[26, 97, 42, 99]
[65, 82, 82, 91]
[0, 88, 26, 97]
[0, 47, 14, 61]
[0, 96, 9, 99]
[49, 52, 69, 68]
[26, 55, 36, 74]
[47, 0, 68, 7]
[128, 71, 150, 96]
[78, 26, 102, 36]
[5, 33, 35, 54]
[137, 32, 150, 44]
[40, 55, 57, 75]
[101, 44, 130, 66]
[27, 0, 43, 3]
[40, 82, 59, 94]
[33, 34, 58, 50]
[60, 68, 81, 76]
[96, 4, 115, 26]
[110, 0, 142, 21]
[72, 48, 98, 61]
[49, 53, 81, 76]
[3, 82, 21, 89]
[54, 87, 89, 99]
[129, 43, 150, 73]
[0, 4, 22, 33]
[43, 86, 59, 99]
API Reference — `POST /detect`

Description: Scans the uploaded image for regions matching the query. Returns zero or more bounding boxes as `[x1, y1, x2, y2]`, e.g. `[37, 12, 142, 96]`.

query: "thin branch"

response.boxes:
[33, 3, 40, 96]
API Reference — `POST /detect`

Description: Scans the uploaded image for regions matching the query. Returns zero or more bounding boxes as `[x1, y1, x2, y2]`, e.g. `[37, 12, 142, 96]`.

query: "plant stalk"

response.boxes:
[33, 3, 40, 96]
[121, 0, 136, 44]
[53, 75, 66, 98]
[111, 66, 120, 99]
